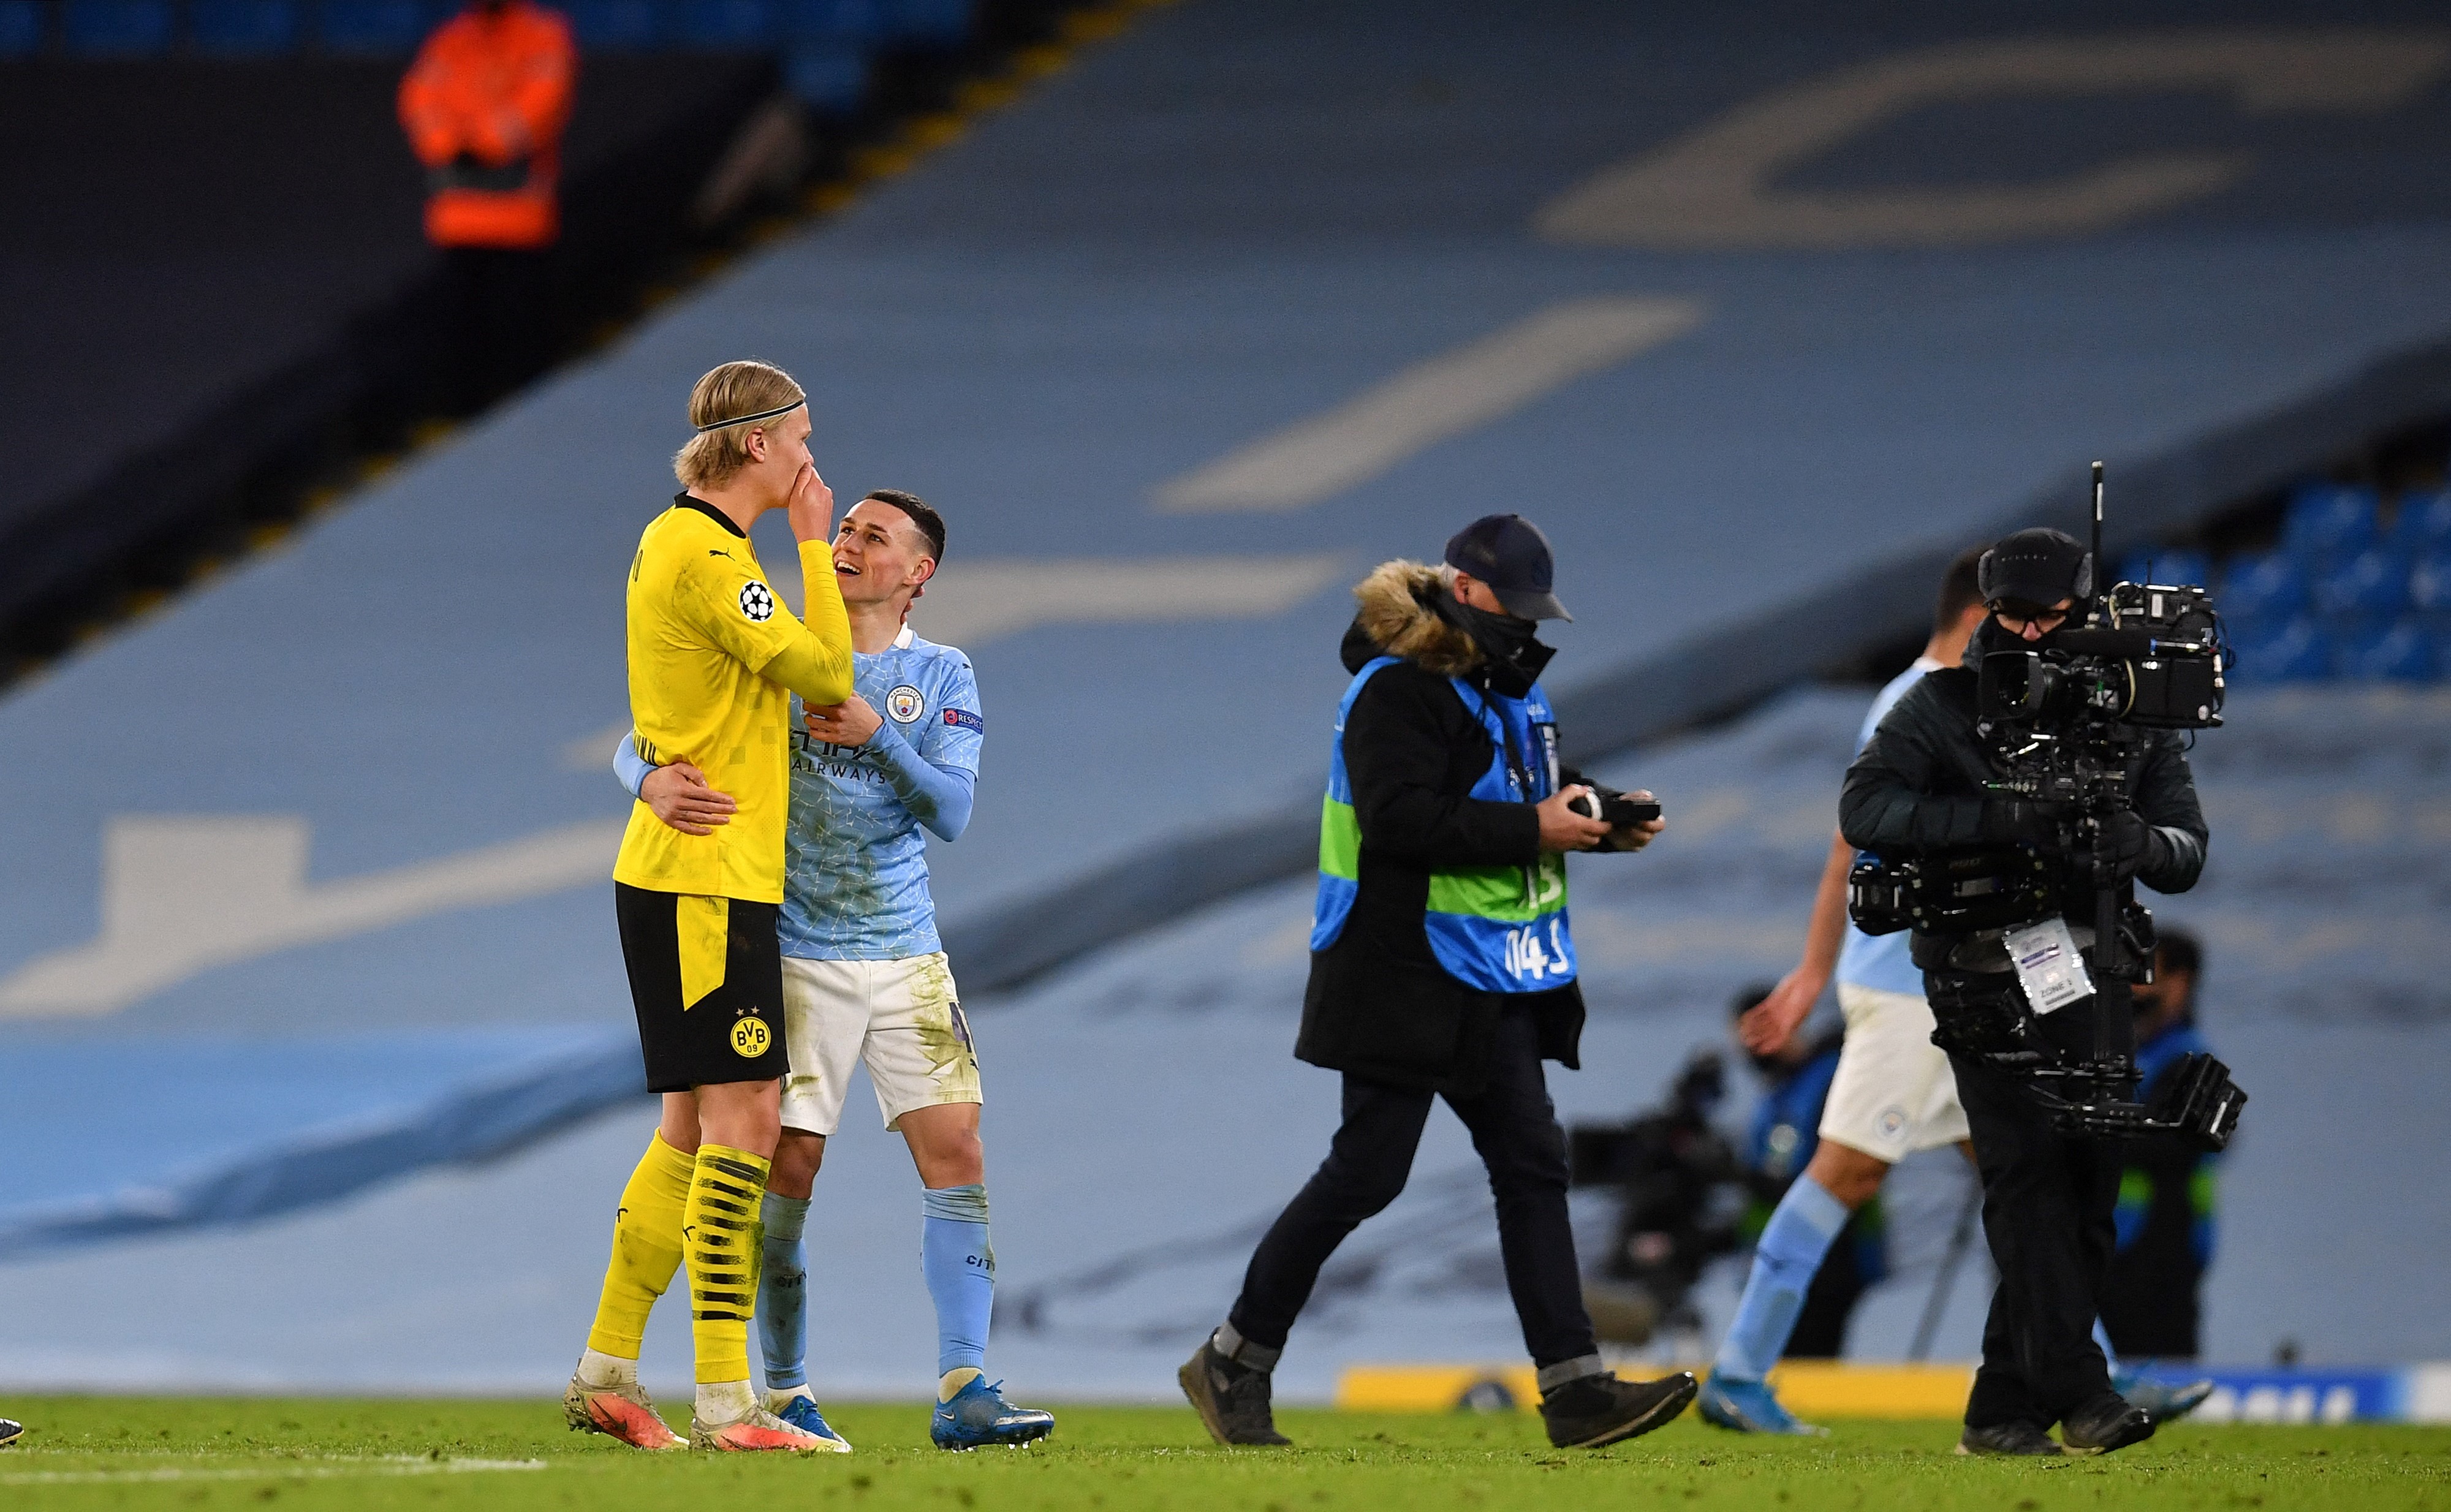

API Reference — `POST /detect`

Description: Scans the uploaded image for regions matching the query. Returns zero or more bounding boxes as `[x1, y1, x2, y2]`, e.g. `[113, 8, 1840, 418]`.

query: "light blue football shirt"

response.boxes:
[1833, 657, 1943, 997]
[779, 625, 982, 961]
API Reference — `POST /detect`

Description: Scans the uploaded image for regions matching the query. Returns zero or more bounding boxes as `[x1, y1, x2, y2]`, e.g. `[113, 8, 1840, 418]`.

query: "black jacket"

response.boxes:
[1838, 631, 2208, 968]
[1295, 561, 1586, 1096]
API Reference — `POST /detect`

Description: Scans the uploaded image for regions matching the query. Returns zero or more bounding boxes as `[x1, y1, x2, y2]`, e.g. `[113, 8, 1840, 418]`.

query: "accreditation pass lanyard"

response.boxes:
[2004, 917, 2094, 1014]
[1465, 682, 1545, 908]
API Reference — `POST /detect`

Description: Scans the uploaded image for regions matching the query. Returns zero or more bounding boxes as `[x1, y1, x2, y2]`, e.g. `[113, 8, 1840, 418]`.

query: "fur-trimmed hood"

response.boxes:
[1345, 559, 1482, 678]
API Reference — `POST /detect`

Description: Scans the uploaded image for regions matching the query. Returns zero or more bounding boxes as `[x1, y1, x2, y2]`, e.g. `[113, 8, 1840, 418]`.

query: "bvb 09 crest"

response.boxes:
[730, 1015, 772, 1057]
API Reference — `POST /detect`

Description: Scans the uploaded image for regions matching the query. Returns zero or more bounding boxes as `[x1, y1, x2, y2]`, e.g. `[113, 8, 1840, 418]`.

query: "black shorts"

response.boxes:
[614, 882, 789, 1094]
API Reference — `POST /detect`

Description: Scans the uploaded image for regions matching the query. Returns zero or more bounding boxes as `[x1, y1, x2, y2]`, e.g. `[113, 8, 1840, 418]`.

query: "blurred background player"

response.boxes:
[397, 0, 575, 414]
[621, 490, 1055, 1451]
[566, 360, 854, 1453]
[1699, 546, 1987, 1435]
[2101, 928, 2221, 1362]
[1727, 985, 1888, 1361]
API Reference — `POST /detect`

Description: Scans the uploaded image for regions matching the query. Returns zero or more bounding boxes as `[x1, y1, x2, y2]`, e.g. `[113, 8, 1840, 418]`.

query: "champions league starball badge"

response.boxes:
[887, 685, 925, 722]
[738, 581, 775, 622]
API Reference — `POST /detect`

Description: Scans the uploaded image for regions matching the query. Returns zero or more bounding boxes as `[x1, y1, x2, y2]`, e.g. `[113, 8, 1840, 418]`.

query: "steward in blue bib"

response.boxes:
[1191, 524, 1700, 1453]
[1294, 559, 1595, 1095]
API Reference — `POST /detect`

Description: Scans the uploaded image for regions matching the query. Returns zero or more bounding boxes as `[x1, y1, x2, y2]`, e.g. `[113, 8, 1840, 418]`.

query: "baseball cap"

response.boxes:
[1443, 513, 1572, 621]
[1979, 527, 2093, 610]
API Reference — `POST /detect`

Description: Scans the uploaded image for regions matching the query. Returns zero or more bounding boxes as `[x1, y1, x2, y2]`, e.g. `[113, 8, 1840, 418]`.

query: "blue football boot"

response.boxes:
[769, 1390, 853, 1452]
[2113, 1367, 2214, 1423]
[1697, 1374, 1827, 1436]
[930, 1375, 1055, 1450]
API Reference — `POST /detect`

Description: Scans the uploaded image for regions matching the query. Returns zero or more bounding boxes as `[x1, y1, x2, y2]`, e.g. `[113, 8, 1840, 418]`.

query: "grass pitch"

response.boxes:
[3, 1397, 2446, 1511]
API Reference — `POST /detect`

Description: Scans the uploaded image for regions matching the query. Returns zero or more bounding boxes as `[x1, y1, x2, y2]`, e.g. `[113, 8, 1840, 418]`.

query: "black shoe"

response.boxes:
[1178, 1341, 1290, 1446]
[2061, 1394, 2155, 1455]
[1540, 1370, 1698, 1449]
[0, 1418, 21, 1449]
[1956, 1420, 2067, 1456]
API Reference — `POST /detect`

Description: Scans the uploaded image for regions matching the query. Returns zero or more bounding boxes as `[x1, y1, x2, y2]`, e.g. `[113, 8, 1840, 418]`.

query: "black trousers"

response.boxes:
[1228, 1003, 1598, 1369]
[1938, 972, 2127, 1429]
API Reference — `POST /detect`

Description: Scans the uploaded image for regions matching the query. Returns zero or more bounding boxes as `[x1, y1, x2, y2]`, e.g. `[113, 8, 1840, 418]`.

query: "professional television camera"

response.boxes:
[1849, 464, 2246, 1152]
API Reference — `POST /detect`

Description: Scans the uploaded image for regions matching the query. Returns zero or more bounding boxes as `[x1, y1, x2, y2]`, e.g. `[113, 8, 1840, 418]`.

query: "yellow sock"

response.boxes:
[686, 1143, 770, 1386]
[584, 1132, 696, 1359]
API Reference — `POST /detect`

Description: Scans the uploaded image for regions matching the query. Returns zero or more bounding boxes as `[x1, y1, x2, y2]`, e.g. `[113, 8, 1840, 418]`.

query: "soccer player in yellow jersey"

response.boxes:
[564, 360, 857, 1453]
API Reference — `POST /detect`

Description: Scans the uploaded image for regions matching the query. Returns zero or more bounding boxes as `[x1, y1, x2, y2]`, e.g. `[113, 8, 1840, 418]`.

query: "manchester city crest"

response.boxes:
[886, 684, 925, 722]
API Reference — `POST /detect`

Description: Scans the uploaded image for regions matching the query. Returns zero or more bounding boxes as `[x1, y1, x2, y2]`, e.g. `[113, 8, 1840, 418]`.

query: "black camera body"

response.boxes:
[1977, 580, 2226, 735]
[1847, 846, 2057, 937]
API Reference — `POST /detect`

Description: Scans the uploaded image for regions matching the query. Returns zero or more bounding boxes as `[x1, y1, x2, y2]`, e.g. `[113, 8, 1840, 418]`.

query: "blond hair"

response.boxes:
[673, 360, 806, 490]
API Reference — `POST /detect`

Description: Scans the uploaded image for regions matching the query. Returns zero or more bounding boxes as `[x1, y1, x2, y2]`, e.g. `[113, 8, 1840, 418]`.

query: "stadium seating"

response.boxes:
[315, 0, 436, 51]
[60, 0, 172, 51]
[0, 0, 47, 50]
[189, 0, 301, 51]
[7, 0, 2451, 1393]
[2284, 483, 2381, 563]
[1, 0, 975, 106]
[2153, 477, 2451, 684]
[564, 0, 657, 47]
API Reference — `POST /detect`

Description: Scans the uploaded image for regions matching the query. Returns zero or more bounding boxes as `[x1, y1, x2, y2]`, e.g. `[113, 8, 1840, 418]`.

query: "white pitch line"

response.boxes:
[1152, 295, 1706, 512]
[0, 1455, 547, 1485]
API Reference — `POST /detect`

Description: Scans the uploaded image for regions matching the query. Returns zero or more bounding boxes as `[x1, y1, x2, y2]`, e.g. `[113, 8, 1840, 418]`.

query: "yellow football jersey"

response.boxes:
[613, 494, 850, 902]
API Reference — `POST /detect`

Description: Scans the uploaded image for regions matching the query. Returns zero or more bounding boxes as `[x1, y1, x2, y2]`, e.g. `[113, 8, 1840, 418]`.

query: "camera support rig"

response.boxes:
[1960, 463, 2246, 1151]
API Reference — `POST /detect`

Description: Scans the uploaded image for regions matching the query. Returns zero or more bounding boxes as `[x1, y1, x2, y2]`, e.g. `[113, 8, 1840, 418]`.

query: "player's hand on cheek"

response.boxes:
[641, 762, 737, 835]
[803, 694, 882, 749]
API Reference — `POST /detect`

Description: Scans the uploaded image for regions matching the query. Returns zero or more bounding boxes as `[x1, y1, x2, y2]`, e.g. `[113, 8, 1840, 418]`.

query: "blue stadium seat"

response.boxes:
[671, 0, 774, 48]
[2226, 617, 2330, 682]
[2390, 489, 2451, 554]
[2311, 547, 2411, 623]
[191, 0, 302, 52]
[883, 0, 967, 45]
[786, 0, 882, 40]
[2220, 550, 2308, 624]
[63, 0, 174, 52]
[0, 0, 45, 53]
[316, 0, 433, 50]
[2284, 482, 2381, 563]
[2116, 549, 2210, 589]
[2333, 619, 2436, 682]
[2409, 552, 2451, 616]
[565, 0, 658, 47]
[787, 37, 871, 108]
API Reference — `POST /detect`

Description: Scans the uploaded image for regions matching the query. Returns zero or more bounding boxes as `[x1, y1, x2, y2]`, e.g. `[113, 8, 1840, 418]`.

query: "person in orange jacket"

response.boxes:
[399, 0, 577, 410]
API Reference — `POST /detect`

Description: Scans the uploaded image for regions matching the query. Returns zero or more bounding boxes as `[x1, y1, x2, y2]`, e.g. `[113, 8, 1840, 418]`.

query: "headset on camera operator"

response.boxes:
[1836, 526, 2208, 1457]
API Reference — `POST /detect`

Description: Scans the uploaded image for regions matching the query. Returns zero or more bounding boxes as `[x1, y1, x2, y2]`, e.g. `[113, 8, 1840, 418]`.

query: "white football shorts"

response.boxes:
[1817, 983, 1969, 1162]
[778, 951, 982, 1136]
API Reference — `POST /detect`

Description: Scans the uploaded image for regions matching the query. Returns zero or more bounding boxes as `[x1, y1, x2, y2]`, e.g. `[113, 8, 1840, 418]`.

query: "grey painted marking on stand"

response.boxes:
[1153, 297, 1707, 512]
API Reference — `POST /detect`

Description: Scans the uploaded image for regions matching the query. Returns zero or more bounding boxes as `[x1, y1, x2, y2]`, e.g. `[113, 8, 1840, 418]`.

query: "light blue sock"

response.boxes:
[2095, 1317, 2122, 1374]
[758, 1192, 811, 1392]
[1712, 1176, 1852, 1383]
[922, 1184, 993, 1378]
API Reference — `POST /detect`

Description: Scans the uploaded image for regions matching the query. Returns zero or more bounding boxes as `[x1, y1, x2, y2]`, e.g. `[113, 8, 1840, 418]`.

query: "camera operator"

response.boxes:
[1838, 527, 2207, 1457]
[1178, 515, 1698, 1453]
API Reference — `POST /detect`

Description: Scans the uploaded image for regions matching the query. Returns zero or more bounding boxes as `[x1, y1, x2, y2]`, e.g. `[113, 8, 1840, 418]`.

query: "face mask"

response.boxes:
[1440, 596, 1555, 697]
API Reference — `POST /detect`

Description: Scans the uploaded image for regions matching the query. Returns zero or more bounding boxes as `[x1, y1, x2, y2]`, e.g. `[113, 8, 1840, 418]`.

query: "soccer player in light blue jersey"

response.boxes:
[1695, 546, 1988, 1435]
[618, 488, 1053, 1452]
